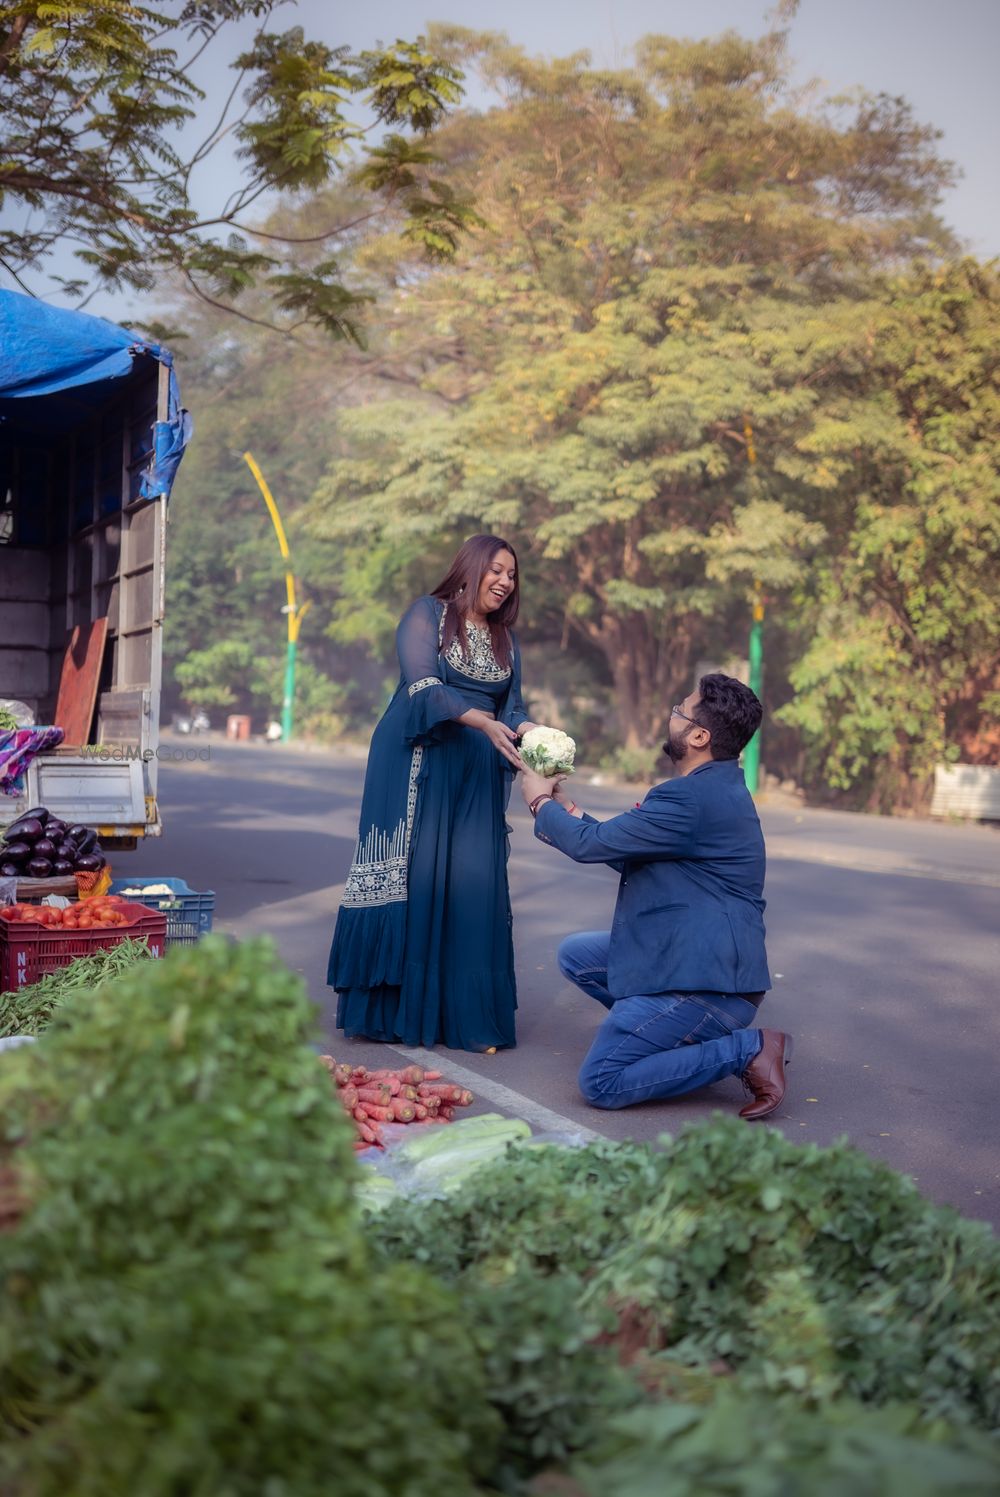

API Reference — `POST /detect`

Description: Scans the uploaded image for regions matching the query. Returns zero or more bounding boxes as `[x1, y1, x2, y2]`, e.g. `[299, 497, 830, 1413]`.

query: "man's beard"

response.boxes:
[662, 726, 689, 764]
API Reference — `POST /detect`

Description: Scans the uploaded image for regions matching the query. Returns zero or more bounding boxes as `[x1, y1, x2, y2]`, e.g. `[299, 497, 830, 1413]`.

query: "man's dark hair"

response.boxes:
[693, 673, 763, 761]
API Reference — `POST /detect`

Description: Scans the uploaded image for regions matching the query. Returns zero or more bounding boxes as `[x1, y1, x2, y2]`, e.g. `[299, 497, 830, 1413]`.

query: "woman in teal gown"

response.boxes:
[328, 535, 533, 1051]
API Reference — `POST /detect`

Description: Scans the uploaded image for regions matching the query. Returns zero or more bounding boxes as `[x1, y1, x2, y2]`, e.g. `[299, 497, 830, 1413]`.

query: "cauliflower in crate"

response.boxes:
[518, 725, 576, 776]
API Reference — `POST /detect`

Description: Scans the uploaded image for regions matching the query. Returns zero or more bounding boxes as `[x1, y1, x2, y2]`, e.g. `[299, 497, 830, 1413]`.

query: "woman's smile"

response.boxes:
[475, 548, 517, 615]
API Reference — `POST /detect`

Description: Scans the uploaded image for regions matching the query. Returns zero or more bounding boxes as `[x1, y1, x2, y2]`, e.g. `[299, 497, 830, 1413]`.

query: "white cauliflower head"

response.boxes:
[519, 725, 577, 775]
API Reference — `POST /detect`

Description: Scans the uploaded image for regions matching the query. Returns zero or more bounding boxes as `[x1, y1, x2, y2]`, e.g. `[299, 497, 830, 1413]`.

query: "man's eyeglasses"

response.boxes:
[670, 704, 701, 726]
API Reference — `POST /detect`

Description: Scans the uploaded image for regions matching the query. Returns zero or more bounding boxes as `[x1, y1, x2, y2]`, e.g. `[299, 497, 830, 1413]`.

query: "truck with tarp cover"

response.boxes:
[0, 290, 190, 846]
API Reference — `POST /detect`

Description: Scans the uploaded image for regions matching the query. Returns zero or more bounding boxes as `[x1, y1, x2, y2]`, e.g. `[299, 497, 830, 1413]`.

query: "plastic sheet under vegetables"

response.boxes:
[353, 1113, 593, 1205]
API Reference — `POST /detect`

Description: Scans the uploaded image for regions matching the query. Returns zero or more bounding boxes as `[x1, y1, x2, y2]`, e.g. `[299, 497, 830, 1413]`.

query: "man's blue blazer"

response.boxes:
[534, 758, 770, 999]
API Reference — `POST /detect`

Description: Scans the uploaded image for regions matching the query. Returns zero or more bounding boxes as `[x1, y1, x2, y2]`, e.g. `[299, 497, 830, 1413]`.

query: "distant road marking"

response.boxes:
[393, 1046, 604, 1142]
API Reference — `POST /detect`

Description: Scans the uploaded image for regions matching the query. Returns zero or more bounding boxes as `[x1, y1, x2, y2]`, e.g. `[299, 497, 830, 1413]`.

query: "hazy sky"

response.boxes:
[5, 0, 998, 313]
[291, 0, 1000, 257]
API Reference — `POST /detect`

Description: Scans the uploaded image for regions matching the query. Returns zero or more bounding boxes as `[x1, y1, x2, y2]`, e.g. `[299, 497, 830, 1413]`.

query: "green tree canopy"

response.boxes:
[777, 258, 1000, 809]
[0, 0, 480, 335]
[302, 21, 958, 756]
[154, 17, 997, 806]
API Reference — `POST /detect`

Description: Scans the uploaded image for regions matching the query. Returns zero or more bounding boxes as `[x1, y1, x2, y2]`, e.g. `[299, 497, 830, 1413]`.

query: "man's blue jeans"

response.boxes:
[559, 931, 764, 1111]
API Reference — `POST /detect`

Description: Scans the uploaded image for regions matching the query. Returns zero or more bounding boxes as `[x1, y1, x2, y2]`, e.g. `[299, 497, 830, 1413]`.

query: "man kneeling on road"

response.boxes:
[519, 674, 792, 1119]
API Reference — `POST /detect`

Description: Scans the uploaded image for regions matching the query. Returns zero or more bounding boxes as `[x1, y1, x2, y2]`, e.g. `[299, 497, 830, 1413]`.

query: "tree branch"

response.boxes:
[181, 268, 291, 333]
[0, 253, 36, 294]
[0, 168, 165, 231]
[0, 13, 29, 74]
[244, 207, 386, 244]
[183, 75, 249, 190]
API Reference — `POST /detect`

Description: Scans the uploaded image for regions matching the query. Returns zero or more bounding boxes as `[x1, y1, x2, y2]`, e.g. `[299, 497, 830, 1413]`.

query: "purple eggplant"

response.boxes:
[33, 837, 56, 859]
[22, 807, 50, 825]
[0, 861, 19, 878]
[52, 859, 75, 876]
[0, 841, 32, 864]
[26, 857, 53, 877]
[74, 853, 105, 873]
[4, 816, 43, 843]
[57, 840, 78, 860]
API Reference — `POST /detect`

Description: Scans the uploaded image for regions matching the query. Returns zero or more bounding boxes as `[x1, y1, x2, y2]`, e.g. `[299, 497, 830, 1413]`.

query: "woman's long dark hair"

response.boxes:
[431, 534, 520, 669]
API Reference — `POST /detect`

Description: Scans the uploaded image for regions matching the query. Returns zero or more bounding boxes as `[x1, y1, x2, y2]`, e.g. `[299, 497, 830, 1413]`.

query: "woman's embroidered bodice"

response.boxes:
[440, 611, 511, 685]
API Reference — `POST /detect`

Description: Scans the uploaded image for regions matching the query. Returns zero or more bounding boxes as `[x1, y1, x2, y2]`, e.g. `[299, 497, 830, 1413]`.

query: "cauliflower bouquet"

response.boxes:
[518, 725, 576, 776]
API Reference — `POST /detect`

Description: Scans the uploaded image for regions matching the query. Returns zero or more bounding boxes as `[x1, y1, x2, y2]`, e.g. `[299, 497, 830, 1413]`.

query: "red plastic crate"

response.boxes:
[0, 901, 167, 991]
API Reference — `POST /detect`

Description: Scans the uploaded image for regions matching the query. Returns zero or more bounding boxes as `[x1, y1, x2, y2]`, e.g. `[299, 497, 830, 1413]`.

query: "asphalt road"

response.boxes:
[129, 735, 1000, 1228]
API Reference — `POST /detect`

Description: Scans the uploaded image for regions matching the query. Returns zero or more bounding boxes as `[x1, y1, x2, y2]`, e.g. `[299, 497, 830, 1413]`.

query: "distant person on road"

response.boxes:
[328, 535, 536, 1051]
[519, 674, 792, 1119]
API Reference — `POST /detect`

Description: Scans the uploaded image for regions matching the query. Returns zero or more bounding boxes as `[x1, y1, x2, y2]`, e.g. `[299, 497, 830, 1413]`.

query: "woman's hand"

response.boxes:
[515, 720, 538, 740]
[460, 709, 523, 769]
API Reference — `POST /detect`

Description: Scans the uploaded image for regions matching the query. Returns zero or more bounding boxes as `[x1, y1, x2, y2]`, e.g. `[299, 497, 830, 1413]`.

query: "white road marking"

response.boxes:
[393, 1045, 604, 1142]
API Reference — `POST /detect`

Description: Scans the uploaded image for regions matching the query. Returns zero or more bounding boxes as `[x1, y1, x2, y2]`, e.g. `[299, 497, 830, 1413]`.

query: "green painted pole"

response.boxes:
[741, 417, 764, 794]
[743, 593, 764, 794]
[282, 635, 297, 744]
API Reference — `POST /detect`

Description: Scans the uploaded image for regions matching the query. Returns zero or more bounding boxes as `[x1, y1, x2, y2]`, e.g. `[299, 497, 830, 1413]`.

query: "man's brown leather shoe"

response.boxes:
[739, 1029, 793, 1120]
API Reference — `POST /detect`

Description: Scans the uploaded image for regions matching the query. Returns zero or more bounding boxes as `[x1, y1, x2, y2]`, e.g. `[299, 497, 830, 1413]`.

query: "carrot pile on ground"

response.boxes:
[319, 1057, 475, 1150]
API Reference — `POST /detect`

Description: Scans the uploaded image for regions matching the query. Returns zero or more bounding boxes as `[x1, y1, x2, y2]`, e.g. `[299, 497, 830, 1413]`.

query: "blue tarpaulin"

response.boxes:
[0, 289, 191, 499]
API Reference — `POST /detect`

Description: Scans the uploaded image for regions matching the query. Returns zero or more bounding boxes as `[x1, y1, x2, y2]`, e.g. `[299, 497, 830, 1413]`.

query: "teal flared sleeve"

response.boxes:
[398, 596, 468, 745]
[500, 633, 530, 734]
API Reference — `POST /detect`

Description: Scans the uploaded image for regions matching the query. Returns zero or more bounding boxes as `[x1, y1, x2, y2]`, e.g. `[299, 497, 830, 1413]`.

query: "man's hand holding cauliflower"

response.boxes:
[518, 725, 578, 815]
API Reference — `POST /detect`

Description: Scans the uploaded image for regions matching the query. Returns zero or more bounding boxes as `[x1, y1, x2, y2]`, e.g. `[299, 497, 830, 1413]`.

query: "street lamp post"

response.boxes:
[242, 451, 308, 743]
[743, 583, 764, 795]
[278, 605, 301, 744]
[742, 415, 764, 795]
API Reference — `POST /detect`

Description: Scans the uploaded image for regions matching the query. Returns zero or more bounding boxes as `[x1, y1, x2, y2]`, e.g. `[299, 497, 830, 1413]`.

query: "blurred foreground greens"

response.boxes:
[0, 938, 496, 1496]
[0, 938, 996, 1494]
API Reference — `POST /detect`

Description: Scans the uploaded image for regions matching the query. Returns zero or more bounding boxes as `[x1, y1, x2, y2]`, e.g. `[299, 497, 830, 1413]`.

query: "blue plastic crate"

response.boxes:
[108, 876, 214, 947]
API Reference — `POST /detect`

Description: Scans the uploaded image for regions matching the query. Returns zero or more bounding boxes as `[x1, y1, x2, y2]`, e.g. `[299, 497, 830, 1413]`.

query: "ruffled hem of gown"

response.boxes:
[335, 956, 517, 1052]
[327, 902, 405, 991]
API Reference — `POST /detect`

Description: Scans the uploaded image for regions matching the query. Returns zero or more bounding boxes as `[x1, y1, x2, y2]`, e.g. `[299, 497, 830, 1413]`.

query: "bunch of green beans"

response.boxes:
[0, 939, 153, 1037]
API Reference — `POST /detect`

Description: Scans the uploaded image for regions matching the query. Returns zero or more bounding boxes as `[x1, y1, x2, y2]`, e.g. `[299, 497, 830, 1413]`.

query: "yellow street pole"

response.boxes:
[242, 451, 305, 742]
